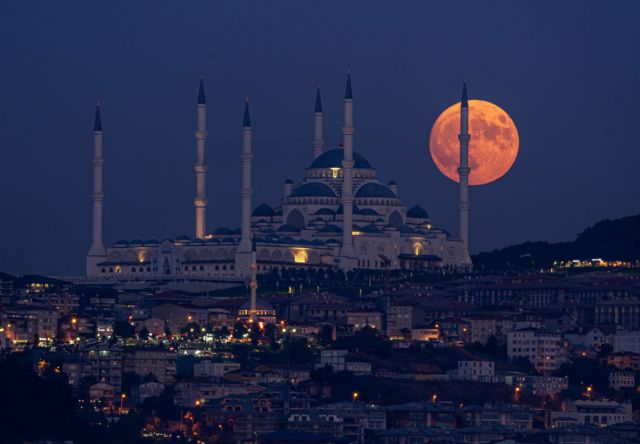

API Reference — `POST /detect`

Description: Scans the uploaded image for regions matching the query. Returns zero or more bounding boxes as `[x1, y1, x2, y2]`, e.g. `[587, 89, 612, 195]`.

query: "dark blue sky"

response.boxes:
[1, 1, 639, 275]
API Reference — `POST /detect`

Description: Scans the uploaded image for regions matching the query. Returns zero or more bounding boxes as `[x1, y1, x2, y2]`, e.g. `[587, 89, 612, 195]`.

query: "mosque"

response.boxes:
[85, 73, 472, 284]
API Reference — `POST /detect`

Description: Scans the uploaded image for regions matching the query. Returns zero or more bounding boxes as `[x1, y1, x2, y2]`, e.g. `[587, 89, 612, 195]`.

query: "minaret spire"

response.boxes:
[313, 85, 324, 158]
[458, 82, 472, 266]
[86, 102, 107, 275]
[249, 237, 258, 318]
[235, 97, 254, 277]
[340, 70, 356, 268]
[194, 77, 208, 240]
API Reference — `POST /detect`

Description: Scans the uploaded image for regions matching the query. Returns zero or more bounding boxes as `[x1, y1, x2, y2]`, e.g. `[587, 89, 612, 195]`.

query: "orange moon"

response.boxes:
[429, 100, 519, 185]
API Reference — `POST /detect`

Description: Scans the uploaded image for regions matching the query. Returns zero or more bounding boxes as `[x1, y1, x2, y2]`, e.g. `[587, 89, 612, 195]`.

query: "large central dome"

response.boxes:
[308, 148, 372, 169]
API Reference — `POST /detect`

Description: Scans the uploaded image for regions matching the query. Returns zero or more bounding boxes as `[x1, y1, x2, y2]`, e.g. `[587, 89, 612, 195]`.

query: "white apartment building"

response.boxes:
[507, 328, 568, 374]
[457, 360, 495, 382]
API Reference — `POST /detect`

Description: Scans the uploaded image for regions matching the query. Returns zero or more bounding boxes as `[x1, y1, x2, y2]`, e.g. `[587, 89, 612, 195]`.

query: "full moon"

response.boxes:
[429, 100, 519, 185]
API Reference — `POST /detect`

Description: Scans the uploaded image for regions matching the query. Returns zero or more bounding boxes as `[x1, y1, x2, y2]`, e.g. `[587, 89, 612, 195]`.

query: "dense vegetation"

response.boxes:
[473, 214, 640, 270]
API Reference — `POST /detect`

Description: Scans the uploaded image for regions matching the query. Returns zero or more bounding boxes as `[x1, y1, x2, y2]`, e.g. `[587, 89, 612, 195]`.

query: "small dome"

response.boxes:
[318, 224, 342, 234]
[115, 240, 129, 247]
[175, 235, 191, 241]
[309, 148, 372, 169]
[284, 179, 293, 184]
[144, 239, 159, 245]
[355, 183, 397, 199]
[252, 203, 276, 217]
[399, 225, 416, 234]
[337, 203, 360, 214]
[277, 224, 300, 233]
[388, 180, 397, 186]
[361, 224, 381, 234]
[213, 227, 233, 236]
[358, 208, 379, 216]
[314, 208, 336, 216]
[290, 182, 337, 198]
[407, 205, 430, 219]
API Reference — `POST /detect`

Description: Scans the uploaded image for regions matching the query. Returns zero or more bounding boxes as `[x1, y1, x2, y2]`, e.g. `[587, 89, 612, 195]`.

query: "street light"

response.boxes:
[352, 392, 359, 402]
[432, 394, 437, 404]
[120, 393, 126, 413]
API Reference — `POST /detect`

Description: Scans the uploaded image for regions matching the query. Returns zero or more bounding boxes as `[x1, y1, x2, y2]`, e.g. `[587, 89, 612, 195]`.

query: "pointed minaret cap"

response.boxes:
[94, 101, 102, 132]
[243, 97, 251, 127]
[314, 86, 323, 113]
[345, 70, 353, 99]
[197, 76, 206, 105]
[461, 81, 468, 108]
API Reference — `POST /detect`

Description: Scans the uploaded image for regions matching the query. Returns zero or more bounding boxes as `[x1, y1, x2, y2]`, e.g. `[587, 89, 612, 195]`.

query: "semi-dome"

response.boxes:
[337, 203, 360, 214]
[399, 225, 416, 235]
[355, 183, 397, 199]
[407, 205, 430, 219]
[213, 227, 233, 236]
[290, 182, 337, 198]
[314, 208, 336, 216]
[358, 208, 379, 216]
[361, 224, 382, 234]
[318, 224, 342, 234]
[309, 148, 372, 169]
[252, 203, 276, 217]
[277, 224, 300, 233]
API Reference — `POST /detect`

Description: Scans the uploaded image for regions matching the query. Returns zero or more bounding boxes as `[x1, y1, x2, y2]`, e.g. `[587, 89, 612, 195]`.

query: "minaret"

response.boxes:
[86, 102, 107, 275]
[313, 86, 324, 158]
[235, 98, 253, 277]
[340, 71, 356, 268]
[249, 239, 258, 318]
[194, 77, 208, 240]
[458, 82, 472, 265]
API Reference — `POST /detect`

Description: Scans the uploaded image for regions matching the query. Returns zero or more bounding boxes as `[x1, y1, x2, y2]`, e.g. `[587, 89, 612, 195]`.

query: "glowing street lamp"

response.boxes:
[432, 394, 438, 404]
[352, 392, 359, 402]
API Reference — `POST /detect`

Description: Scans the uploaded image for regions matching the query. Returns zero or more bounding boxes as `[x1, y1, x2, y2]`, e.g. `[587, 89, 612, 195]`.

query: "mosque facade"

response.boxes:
[86, 73, 472, 280]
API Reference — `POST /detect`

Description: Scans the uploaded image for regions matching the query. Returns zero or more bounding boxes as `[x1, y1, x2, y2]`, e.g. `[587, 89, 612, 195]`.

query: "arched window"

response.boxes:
[388, 211, 403, 228]
[286, 209, 305, 229]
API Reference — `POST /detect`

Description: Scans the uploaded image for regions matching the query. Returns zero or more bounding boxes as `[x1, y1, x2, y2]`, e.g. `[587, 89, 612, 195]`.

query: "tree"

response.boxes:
[557, 358, 611, 393]
[0, 352, 80, 442]
[318, 324, 334, 347]
[139, 326, 149, 340]
[113, 320, 135, 338]
[233, 322, 248, 339]
[283, 337, 314, 365]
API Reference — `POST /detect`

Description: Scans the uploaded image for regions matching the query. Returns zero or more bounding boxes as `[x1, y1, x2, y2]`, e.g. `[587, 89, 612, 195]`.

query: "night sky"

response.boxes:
[1, 1, 639, 275]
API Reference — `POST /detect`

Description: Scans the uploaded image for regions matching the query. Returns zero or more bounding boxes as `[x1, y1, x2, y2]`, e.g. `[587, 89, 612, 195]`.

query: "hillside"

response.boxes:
[472, 214, 640, 270]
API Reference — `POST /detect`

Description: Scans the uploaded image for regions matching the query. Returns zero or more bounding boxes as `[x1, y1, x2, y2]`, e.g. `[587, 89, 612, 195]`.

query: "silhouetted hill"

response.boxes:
[472, 214, 640, 270]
